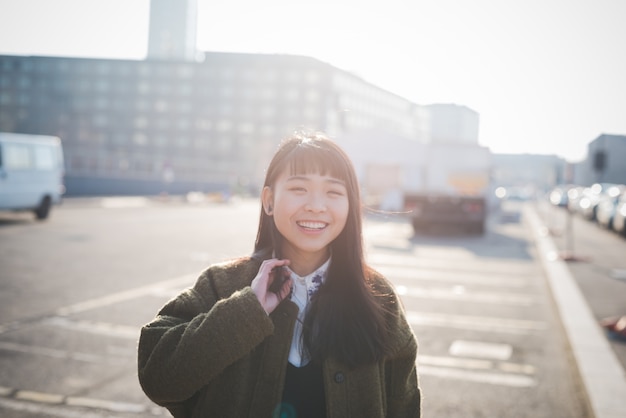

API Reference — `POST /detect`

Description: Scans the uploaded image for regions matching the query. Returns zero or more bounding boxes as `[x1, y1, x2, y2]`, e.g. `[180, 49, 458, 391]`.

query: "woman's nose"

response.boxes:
[305, 193, 327, 212]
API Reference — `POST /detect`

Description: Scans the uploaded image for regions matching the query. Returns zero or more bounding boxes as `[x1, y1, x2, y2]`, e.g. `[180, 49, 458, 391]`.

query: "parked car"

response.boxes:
[549, 185, 574, 207]
[0, 132, 65, 220]
[566, 186, 586, 213]
[579, 183, 620, 221]
[596, 185, 625, 229]
[612, 193, 626, 236]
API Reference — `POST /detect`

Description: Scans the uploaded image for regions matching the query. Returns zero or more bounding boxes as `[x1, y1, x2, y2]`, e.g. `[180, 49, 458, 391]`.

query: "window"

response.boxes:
[18, 76, 31, 89]
[177, 65, 194, 78]
[134, 117, 148, 129]
[138, 64, 152, 77]
[34, 146, 55, 169]
[133, 133, 148, 146]
[93, 114, 108, 127]
[195, 119, 212, 131]
[57, 60, 70, 72]
[154, 100, 168, 112]
[177, 118, 190, 130]
[305, 90, 319, 102]
[175, 136, 189, 147]
[238, 122, 255, 134]
[305, 70, 319, 84]
[96, 62, 111, 75]
[0, 92, 12, 105]
[95, 97, 109, 109]
[156, 118, 170, 130]
[216, 120, 232, 132]
[4, 144, 31, 169]
[284, 88, 300, 102]
[215, 136, 231, 153]
[138, 81, 150, 94]
[178, 84, 192, 96]
[95, 79, 110, 92]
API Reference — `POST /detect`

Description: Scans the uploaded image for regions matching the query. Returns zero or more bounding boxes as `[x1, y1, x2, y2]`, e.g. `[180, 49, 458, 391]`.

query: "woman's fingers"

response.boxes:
[276, 273, 293, 301]
[251, 259, 291, 314]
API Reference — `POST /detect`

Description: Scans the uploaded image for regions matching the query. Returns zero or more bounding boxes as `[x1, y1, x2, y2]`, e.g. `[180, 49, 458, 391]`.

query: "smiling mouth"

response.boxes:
[297, 221, 328, 230]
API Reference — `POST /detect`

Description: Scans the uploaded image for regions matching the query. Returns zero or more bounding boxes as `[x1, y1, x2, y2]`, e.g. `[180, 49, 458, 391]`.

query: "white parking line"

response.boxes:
[100, 197, 149, 208]
[449, 340, 513, 360]
[0, 392, 158, 417]
[376, 265, 529, 288]
[368, 252, 535, 276]
[419, 354, 535, 375]
[419, 365, 537, 387]
[406, 311, 547, 334]
[42, 316, 139, 339]
[395, 284, 536, 306]
[0, 341, 127, 365]
[0, 398, 107, 418]
[55, 274, 195, 316]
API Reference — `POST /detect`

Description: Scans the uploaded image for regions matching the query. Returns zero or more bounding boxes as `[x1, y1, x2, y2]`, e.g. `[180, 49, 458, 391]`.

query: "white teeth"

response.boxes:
[297, 221, 327, 230]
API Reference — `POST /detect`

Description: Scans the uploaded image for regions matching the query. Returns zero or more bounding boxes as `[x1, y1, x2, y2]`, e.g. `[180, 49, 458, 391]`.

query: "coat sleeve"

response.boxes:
[385, 333, 421, 417]
[380, 278, 421, 417]
[137, 265, 274, 406]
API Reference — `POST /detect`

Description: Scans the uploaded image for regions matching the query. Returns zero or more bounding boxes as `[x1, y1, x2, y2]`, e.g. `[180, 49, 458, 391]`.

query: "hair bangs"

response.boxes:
[285, 140, 350, 184]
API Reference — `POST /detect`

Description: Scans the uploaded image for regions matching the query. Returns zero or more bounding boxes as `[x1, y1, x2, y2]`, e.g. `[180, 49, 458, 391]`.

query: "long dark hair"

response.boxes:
[253, 132, 392, 367]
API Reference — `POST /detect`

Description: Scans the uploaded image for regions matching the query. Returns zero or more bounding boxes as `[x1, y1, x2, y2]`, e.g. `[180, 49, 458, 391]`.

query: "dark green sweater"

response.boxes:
[138, 257, 421, 418]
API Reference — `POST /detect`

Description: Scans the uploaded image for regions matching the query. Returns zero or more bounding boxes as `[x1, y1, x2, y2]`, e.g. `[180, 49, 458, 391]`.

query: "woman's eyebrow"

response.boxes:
[286, 175, 346, 186]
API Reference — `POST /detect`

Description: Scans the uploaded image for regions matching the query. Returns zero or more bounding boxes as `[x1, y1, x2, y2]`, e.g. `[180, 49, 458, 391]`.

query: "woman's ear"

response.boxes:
[262, 186, 274, 215]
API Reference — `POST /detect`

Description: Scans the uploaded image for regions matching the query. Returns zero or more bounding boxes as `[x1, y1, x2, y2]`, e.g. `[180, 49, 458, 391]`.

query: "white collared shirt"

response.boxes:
[286, 258, 329, 367]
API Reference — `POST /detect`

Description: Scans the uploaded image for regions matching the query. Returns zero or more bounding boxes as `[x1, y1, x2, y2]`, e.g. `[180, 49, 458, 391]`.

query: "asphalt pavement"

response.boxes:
[1, 195, 624, 417]
[526, 203, 626, 418]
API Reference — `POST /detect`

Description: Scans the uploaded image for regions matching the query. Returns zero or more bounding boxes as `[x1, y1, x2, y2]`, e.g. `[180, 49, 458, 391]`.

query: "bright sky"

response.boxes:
[1, 0, 625, 162]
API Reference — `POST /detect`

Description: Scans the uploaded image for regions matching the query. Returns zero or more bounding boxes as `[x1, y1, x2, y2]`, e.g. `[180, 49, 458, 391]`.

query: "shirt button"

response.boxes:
[334, 372, 345, 383]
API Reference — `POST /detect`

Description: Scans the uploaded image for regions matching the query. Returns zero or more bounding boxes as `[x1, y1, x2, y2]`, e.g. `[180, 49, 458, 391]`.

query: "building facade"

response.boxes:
[579, 134, 626, 186]
[423, 103, 479, 144]
[0, 52, 426, 195]
[491, 153, 566, 194]
[148, 0, 199, 62]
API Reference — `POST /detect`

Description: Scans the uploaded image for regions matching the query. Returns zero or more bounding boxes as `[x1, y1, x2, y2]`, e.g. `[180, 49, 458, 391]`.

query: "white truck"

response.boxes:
[403, 142, 492, 234]
[0, 132, 65, 220]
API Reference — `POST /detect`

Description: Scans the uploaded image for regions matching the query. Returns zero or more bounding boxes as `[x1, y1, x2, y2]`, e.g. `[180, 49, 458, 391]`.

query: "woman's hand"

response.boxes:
[251, 259, 292, 314]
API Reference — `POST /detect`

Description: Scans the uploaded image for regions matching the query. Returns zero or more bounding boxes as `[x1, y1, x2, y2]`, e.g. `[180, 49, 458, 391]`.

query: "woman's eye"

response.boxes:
[328, 189, 345, 196]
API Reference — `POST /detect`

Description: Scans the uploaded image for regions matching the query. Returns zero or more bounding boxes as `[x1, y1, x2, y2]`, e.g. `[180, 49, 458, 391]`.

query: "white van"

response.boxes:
[0, 132, 65, 220]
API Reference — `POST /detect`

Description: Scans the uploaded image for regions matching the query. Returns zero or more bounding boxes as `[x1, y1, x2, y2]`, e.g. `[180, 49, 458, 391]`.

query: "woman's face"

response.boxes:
[264, 167, 349, 263]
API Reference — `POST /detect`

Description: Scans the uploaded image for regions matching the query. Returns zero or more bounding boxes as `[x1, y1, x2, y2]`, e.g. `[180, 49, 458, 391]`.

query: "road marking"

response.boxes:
[419, 354, 535, 375]
[66, 396, 147, 413]
[43, 316, 139, 340]
[0, 341, 128, 365]
[0, 386, 15, 396]
[376, 265, 529, 288]
[395, 284, 536, 306]
[406, 311, 547, 334]
[420, 354, 491, 370]
[55, 274, 194, 316]
[100, 196, 149, 208]
[368, 252, 535, 276]
[0, 274, 195, 335]
[0, 398, 106, 418]
[0, 389, 159, 417]
[419, 365, 537, 387]
[16, 390, 64, 404]
[449, 340, 513, 360]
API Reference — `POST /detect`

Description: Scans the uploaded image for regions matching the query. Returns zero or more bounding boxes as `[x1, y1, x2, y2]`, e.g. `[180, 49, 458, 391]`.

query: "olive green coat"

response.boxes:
[138, 257, 421, 418]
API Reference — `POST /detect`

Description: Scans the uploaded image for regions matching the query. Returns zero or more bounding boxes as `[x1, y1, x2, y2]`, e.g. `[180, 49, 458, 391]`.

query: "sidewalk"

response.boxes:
[526, 205, 626, 418]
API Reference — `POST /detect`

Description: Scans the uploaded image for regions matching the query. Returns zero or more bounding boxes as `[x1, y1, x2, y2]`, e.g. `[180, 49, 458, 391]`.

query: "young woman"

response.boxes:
[138, 132, 421, 418]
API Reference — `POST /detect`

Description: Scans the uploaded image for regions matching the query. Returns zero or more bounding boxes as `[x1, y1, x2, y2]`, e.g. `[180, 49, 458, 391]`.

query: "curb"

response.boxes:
[526, 205, 626, 418]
